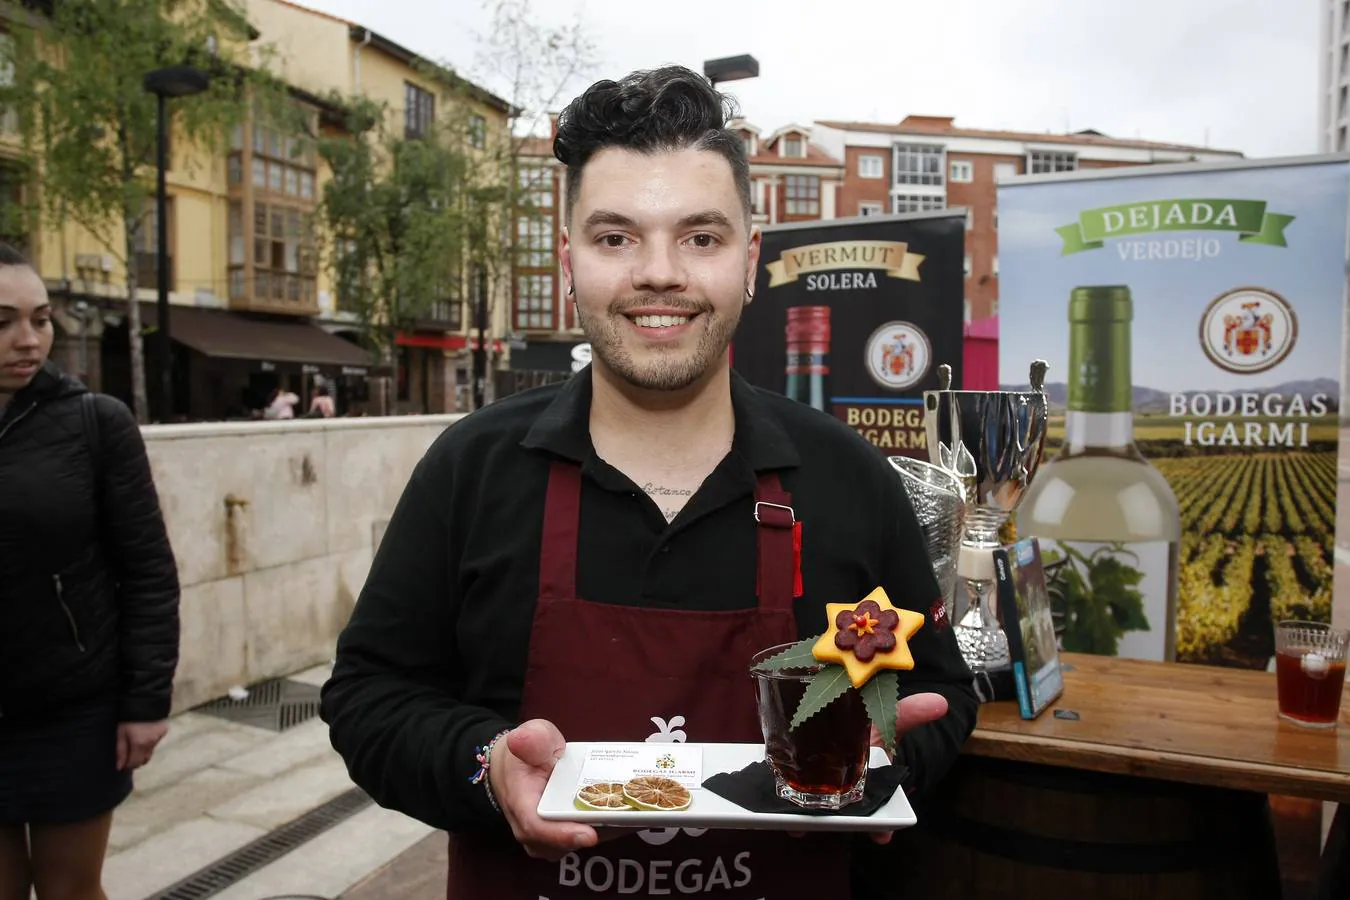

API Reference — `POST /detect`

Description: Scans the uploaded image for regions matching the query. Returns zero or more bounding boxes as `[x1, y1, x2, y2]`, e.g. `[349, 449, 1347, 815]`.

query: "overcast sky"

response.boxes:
[299, 0, 1320, 160]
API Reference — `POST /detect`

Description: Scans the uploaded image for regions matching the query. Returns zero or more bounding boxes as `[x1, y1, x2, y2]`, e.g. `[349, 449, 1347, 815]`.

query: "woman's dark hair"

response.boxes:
[0, 242, 33, 268]
[315, 383, 330, 397]
[553, 65, 751, 224]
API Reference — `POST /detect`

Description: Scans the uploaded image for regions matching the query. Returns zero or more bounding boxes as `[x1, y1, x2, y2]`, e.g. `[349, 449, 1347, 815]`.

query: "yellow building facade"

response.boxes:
[1, 0, 513, 419]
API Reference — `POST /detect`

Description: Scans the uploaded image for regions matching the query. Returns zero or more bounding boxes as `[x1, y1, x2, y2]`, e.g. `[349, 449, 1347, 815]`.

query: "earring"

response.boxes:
[567, 283, 575, 296]
[745, 286, 754, 301]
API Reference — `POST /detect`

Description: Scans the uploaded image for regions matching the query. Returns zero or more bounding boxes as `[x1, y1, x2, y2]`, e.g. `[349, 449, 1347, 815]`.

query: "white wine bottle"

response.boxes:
[1016, 285, 1181, 662]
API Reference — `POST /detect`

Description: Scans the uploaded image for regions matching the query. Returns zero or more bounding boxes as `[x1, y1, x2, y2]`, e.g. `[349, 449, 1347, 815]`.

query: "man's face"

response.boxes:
[560, 146, 760, 393]
[0, 265, 52, 395]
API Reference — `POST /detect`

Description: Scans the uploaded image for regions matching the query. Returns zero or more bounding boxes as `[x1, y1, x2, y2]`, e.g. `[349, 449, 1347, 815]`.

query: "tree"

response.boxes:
[463, 0, 596, 407]
[315, 89, 479, 414]
[1, 0, 283, 422]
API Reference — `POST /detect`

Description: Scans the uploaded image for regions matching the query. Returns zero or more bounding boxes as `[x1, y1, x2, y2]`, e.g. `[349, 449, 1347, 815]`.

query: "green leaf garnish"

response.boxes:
[753, 636, 822, 672]
[860, 669, 899, 753]
[789, 666, 851, 729]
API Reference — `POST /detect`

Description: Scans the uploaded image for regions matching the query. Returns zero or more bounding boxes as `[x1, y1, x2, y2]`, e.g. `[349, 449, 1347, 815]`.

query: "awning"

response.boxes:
[146, 304, 375, 370]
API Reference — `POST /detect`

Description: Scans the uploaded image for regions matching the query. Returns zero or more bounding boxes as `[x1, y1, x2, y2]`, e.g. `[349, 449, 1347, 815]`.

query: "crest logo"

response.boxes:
[1199, 287, 1297, 375]
[655, 753, 676, 769]
[865, 321, 931, 390]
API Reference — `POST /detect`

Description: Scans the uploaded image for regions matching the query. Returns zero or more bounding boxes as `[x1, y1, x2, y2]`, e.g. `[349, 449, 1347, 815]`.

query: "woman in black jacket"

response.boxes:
[0, 244, 181, 900]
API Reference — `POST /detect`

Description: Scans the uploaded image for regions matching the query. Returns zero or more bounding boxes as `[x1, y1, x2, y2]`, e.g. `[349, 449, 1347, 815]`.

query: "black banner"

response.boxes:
[732, 211, 967, 458]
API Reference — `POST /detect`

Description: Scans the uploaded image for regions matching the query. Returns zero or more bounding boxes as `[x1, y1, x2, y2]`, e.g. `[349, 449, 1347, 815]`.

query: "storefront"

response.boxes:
[101, 304, 379, 421]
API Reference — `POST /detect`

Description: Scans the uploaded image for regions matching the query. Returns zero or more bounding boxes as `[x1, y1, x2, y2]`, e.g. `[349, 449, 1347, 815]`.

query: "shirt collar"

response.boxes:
[520, 365, 801, 472]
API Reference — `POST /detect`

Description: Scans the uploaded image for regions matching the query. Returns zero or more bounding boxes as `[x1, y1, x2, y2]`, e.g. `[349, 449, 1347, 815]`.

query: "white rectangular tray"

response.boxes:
[536, 741, 917, 832]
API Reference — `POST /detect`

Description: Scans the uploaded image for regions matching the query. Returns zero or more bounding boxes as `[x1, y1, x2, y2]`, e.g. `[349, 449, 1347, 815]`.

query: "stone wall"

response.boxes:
[144, 414, 463, 713]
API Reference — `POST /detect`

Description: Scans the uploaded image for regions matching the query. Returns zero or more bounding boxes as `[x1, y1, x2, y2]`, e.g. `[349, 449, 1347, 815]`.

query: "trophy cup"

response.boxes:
[923, 360, 1050, 673]
[888, 457, 966, 628]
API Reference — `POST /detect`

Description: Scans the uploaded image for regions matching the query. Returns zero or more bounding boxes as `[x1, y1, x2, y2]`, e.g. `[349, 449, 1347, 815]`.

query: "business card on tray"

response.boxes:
[578, 743, 704, 789]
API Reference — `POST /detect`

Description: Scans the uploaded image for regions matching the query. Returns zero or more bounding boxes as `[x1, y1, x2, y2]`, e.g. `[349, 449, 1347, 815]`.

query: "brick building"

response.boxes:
[505, 118, 844, 387]
[811, 116, 1243, 321]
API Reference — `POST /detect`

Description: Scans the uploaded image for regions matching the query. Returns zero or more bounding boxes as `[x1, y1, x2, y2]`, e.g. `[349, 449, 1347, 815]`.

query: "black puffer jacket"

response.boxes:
[0, 363, 180, 722]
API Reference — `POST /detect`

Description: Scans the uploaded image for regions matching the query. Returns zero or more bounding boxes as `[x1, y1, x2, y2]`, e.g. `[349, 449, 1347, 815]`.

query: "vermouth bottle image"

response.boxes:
[1016, 286, 1182, 662]
[785, 305, 830, 412]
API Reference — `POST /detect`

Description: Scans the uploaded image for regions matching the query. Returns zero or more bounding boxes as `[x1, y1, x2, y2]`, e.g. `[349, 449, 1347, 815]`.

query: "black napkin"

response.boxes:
[702, 761, 908, 817]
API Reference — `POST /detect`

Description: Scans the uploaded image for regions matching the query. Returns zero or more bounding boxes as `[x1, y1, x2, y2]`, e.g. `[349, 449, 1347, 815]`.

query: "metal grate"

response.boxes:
[143, 787, 373, 900]
[194, 678, 323, 733]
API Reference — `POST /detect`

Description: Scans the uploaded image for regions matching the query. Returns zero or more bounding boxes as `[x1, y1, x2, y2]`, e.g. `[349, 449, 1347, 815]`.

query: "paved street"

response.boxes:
[102, 663, 435, 900]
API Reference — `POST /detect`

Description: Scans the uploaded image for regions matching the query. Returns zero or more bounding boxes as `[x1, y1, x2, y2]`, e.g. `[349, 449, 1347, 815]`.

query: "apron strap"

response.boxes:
[541, 461, 799, 612]
[539, 459, 582, 601]
[754, 472, 799, 612]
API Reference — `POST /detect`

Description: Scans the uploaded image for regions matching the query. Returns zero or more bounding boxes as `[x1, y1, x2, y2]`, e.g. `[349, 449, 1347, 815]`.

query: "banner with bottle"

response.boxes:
[732, 211, 968, 458]
[997, 155, 1349, 669]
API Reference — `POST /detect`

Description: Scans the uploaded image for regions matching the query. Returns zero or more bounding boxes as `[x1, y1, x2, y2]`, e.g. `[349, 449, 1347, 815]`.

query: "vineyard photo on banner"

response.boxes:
[996, 155, 1347, 670]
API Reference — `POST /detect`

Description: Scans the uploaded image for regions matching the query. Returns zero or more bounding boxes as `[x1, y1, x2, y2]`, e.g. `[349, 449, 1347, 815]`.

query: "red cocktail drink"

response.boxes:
[1274, 621, 1348, 729]
[751, 644, 870, 810]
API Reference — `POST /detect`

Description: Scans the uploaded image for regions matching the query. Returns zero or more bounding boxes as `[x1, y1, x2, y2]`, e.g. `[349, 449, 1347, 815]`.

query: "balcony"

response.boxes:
[228, 266, 321, 317]
[411, 299, 464, 332]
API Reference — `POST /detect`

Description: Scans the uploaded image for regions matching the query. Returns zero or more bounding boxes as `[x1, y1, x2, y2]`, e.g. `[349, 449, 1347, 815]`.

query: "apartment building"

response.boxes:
[236, 0, 516, 414]
[812, 116, 1243, 321]
[505, 118, 844, 386]
[0, 0, 512, 419]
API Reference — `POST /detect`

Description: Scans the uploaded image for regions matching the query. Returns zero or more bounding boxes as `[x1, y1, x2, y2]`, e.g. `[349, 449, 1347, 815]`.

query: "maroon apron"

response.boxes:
[446, 460, 854, 898]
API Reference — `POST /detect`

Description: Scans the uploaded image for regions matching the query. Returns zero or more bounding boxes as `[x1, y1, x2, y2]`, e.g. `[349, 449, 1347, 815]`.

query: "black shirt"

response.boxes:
[320, 367, 978, 838]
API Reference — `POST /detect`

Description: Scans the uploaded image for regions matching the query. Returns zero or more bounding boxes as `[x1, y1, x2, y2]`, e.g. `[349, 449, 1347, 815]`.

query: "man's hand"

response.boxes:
[488, 719, 600, 861]
[863, 692, 949, 844]
[117, 720, 169, 771]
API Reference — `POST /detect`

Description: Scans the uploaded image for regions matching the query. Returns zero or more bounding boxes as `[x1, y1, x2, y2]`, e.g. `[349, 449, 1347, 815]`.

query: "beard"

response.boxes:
[577, 293, 742, 392]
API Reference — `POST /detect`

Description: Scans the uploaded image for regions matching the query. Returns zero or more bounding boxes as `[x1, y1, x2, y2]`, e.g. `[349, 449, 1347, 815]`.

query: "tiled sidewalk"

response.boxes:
[102, 663, 434, 900]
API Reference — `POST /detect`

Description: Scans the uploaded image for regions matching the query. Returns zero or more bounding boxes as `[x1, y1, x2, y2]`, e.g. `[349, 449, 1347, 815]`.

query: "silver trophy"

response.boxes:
[888, 457, 966, 628]
[923, 360, 1050, 673]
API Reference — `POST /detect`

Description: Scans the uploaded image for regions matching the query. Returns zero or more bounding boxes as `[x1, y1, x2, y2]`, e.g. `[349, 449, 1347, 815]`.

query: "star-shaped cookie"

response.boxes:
[811, 586, 925, 688]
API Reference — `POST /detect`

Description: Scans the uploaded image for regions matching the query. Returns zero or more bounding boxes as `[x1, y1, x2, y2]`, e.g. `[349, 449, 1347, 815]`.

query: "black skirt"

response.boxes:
[0, 695, 133, 825]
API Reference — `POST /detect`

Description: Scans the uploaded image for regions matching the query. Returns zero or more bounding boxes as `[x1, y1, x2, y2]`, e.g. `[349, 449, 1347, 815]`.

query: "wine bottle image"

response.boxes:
[1015, 285, 1182, 662]
[785, 305, 831, 413]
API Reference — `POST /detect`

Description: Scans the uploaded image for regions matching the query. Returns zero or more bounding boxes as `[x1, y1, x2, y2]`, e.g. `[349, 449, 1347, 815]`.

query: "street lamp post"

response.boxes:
[142, 64, 209, 422]
[702, 54, 760, 88]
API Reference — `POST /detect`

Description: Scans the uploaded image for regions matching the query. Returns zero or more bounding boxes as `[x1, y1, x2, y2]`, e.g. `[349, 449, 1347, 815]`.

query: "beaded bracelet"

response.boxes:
[469, 727, 513, 813]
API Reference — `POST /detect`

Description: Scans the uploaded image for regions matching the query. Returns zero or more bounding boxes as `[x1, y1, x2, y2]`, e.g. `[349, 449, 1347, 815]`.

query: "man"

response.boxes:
[320, 65, 977, 899]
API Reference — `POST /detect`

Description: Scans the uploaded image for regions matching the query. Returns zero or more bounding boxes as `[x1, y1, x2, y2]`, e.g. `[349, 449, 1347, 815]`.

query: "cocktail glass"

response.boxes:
[750, 643, 870, 810]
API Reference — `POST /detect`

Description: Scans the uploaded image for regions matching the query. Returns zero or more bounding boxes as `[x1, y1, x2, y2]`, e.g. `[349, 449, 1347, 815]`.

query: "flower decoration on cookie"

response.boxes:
[753, 586, 925, 752]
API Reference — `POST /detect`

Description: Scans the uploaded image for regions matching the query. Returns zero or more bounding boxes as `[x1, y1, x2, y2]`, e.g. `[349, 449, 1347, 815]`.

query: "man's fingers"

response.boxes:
[868, 831, 894, 845]
[516, 821, 598, 860]
[895, 692, 949, 737]
[506, 720, 565, 770]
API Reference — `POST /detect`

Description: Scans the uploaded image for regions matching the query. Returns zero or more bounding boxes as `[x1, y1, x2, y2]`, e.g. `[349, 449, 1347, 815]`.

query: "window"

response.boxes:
[784, 175, 820, 216]
[742, 136, 755, 157]
[893, 194, 945, 214]
[859, 202, 883, 216]
[894, 144, 944, 186]
[133, 198, 174, 291]
[228, 201, 245, 265]
[992, 255, 999, 276]
[965, 209, 974, 230]
[517, 216, 553, 268]
[993, 209, 999, 229]
[518, 165, 553, 210]
[1028, 150, 1076, 174]
[949, 160, 973, 183]
[515, 273, 555, 330]
[467, 113, 486, 149]
[252, 200, 315, 306]
[858, 155, 884, 179]
[405, 82, 435, 140]
[993, 161, 1018, 181]
[782, 135, 804, 157]
[963, 255, 972, 277]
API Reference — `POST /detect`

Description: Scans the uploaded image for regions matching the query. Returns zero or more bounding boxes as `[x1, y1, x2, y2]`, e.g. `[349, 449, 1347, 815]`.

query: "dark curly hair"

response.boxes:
[553, 66, 751, 225]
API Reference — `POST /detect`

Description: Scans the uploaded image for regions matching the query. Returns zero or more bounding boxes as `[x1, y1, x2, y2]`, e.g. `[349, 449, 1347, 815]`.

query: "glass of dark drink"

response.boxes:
[1274, 620, 1348, 729]
[750, 643, 871, 810]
